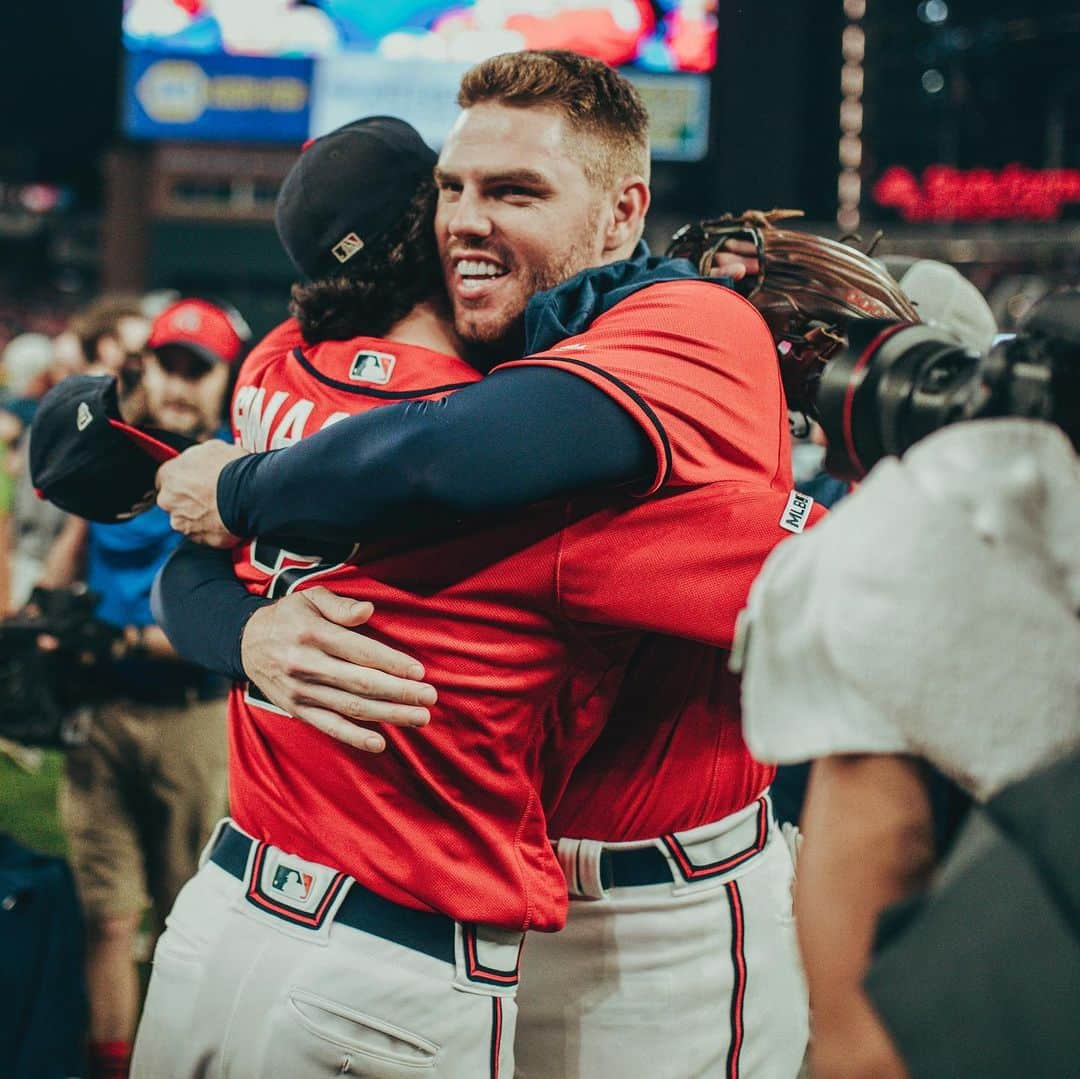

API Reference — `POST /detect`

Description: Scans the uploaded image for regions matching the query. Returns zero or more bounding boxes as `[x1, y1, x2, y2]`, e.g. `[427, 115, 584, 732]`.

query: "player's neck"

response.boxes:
[385, 298, 465, 359]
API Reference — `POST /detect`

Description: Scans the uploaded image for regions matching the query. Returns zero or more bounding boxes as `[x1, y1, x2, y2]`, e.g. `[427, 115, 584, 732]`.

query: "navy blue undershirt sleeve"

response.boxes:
[151, 539, 268, 681]
[218, 365, 654, 546]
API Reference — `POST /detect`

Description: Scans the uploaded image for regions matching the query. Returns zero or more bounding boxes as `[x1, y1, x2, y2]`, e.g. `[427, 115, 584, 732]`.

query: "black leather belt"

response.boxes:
[210, 826, 456, 965]
[568, 797, 772, 893]
[601, 845, 675, 888]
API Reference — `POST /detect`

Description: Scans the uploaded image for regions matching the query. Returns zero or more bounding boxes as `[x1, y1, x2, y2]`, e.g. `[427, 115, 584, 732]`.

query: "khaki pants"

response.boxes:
[60, 696, 228, 926]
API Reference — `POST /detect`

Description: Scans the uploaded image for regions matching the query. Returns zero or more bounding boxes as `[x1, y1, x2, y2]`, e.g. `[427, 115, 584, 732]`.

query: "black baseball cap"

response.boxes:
[29, 374, 196, 523]
[275, 116, 437, 281]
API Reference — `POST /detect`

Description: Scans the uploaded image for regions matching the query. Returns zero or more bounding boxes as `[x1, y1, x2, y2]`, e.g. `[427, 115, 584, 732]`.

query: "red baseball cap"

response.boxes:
[147, 299, 249, 366]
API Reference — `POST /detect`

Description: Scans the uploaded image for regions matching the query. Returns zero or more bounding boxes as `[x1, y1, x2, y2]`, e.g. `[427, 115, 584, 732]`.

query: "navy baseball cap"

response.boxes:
[29, 374, 195, 523]
[275, 116, 437, 281]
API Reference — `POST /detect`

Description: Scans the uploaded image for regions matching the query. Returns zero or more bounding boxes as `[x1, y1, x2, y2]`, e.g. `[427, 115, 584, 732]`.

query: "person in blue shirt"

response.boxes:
[33, 297, 246, 1079]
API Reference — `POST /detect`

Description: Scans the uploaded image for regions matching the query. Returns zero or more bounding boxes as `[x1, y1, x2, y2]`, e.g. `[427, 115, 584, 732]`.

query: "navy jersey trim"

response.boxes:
[291, 347, 476, 399]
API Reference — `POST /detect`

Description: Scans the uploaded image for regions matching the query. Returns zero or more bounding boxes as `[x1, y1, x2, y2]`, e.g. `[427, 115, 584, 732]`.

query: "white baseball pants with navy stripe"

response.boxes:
[515, 801, 808, 1078]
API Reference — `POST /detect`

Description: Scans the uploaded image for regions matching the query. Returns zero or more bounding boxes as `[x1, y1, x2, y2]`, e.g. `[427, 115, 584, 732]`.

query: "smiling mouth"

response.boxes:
[453, 257, 509, 297]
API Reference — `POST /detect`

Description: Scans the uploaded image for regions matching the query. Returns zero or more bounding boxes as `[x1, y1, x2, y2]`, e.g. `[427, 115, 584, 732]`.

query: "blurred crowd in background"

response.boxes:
[0, 294, 175, 614]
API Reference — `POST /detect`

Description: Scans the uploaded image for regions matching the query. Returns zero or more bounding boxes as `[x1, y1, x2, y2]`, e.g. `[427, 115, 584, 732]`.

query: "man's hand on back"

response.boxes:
[156, 440, 247, 547]
[240, 587, 438, 753]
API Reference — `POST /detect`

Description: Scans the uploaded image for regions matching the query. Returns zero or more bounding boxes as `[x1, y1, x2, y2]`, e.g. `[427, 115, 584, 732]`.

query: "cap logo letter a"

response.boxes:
[332, 232, 364, 263]
[76, 402, 93, 431]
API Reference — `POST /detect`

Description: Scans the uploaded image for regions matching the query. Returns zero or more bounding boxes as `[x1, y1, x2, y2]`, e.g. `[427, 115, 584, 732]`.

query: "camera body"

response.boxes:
[0, 587, 118, 748]
[813, 288, 1080, 480]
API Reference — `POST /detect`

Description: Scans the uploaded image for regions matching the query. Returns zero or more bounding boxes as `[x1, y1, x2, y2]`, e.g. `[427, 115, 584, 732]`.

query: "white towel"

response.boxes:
[738, 419, 1080, 801]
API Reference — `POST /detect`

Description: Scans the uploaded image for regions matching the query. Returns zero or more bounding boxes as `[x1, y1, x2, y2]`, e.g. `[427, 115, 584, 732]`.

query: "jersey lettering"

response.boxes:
[233, 385, 353, 451]
[269, 399, 315, 449]
[243, 538, 356, 713]
[233, 386, 290, 452]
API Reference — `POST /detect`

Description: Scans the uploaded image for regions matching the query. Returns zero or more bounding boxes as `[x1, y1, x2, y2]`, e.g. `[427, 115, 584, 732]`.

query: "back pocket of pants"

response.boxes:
[279, 987, 440, 1075]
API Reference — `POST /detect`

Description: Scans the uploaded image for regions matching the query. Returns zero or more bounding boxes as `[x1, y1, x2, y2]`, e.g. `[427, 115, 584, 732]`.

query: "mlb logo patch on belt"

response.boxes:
[272, 865, 315, 901]
[246, 842, 349, 929]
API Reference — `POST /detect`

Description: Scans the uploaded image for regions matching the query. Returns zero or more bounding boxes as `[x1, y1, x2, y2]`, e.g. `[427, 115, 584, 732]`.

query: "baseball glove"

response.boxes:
[666, 209, 920, 415]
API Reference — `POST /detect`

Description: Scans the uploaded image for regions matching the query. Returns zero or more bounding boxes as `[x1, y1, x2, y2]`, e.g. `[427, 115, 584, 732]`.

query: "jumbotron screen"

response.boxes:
[121, 1, 715, 159]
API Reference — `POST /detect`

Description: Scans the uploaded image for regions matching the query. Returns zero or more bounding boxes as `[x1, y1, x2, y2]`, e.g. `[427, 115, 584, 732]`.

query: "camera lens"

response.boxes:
[817, 320, 980, 478]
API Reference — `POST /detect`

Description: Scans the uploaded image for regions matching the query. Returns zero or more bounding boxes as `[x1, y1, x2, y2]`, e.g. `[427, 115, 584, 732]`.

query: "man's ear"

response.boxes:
[602, 176, 650, 256]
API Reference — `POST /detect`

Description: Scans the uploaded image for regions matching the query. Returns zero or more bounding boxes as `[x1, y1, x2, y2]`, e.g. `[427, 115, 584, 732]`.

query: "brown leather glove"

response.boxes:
[667, 209, 920, 415]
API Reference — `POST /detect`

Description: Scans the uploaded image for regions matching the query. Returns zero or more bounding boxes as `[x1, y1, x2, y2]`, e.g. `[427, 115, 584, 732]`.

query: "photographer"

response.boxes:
[27, 298, 244, 1079]
[777, 258, 1003, 832]
[735, 408, 1080, 1076]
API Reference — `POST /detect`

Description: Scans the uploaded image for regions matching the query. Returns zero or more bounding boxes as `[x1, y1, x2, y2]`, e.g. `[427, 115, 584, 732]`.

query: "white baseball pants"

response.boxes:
[132, 820, 521, 1078]
[515, 797, 808, 1078]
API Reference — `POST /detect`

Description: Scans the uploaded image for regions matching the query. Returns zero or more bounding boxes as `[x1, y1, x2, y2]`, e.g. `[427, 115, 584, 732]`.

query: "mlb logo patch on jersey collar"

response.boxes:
[349, 350, 396, 385]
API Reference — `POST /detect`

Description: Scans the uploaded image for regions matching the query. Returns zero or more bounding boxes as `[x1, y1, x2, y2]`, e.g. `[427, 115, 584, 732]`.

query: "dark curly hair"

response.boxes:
[290, 178, 443, 344]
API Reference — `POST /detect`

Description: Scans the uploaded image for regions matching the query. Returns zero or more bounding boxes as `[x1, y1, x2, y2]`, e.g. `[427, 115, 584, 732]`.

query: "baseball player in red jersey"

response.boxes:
[154, 54, 816, 1077]
[136, 121, 546, 1077]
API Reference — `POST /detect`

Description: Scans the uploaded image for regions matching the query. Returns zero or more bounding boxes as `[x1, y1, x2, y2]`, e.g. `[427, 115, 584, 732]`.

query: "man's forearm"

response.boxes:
[797, 755, 935, 1078]
[151, 540, 268, 681]
[217, 366, 653, 545]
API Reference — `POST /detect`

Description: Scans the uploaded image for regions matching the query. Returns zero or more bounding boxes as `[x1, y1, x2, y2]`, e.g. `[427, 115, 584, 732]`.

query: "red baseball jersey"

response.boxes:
[226, 285, 800, 930]
[544, 485, 829, 840]
[496, 281, 806, 840]
[228, 321, 629, 933]
[494, 281, 792, 495]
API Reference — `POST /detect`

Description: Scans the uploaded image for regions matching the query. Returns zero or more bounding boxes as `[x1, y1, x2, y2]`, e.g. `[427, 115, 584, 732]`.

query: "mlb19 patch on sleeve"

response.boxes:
[779, 490, 814, 534]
